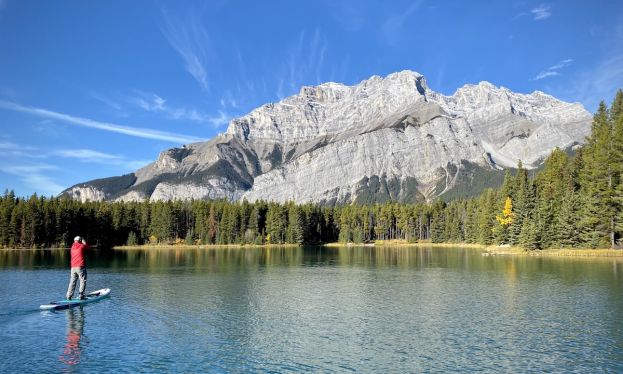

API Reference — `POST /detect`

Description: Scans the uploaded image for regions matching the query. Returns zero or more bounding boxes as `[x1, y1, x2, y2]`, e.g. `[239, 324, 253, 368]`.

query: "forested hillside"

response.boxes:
[1, 90, 622, 249]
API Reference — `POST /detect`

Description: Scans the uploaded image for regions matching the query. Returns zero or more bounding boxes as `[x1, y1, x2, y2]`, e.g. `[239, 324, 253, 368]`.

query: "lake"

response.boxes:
[1, 246, 622, 373]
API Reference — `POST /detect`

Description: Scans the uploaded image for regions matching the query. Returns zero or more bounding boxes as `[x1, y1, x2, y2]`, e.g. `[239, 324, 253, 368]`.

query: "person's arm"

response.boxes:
[81, 239, 90, 249]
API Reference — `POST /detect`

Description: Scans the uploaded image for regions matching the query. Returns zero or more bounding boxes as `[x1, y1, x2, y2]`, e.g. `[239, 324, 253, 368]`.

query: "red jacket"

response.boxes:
[70, 241, 89, 268]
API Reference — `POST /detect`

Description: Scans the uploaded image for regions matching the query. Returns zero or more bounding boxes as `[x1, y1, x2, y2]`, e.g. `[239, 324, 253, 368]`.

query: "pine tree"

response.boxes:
[430, 200, 446, 243]
[477, 189, 496, 245]
[519, 181, 540, 249]
[245, 205, 260, 244]
[0, 190, 16, 247]
[185, 227, 194, 245]
[611, 90, 623, 246]
[508, 164, 528, 245]
[286, 204, 305, 244]
[207, 204, 218, 244]
[535, 149, 573, 248]
[553, 190, 580, 248]
[578, 102, 614, 248]
[126, 231, 138, 246]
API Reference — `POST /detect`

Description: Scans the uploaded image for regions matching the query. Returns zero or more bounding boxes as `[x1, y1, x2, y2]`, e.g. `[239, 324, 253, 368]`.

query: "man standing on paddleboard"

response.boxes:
[66, 236, 89, 300]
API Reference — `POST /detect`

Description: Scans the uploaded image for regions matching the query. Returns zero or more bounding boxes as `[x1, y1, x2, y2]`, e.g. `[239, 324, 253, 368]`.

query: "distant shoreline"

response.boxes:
[5, 241, 621, 257]
[114, 243, 300, 250]
[324, 241, 623, 257]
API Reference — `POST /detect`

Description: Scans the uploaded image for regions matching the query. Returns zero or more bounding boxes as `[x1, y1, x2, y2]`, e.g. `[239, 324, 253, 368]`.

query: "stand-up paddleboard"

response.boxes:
[40, 288, 111, 310]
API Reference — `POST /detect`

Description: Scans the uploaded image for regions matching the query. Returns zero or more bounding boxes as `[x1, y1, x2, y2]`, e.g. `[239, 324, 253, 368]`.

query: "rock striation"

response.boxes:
[61, 70, 592, 204]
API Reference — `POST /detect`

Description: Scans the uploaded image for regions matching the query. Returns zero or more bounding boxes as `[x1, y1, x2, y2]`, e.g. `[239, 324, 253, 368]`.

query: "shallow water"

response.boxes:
[1, 246, 622, 373]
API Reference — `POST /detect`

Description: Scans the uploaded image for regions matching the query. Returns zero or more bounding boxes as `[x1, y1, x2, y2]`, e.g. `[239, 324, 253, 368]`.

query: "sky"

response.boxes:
[1, 0, 622, 198]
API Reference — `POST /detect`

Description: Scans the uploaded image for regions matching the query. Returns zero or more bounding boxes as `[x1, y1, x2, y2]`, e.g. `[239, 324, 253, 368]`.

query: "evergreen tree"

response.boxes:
[126, 231, 138, 246]
[536, 149, 572, 248]
[508, 164, 528, 245]
[553, 190, 580, 248]
[611, 90, 623, 246]
[286, 204, 305, 244]
[0, 190, 16, 247]
[519, 182, 540, 250]
[207, 204, 218, 244]
[245, 205, 260, 243]
[477, 189, 496, 245]
[185, 227, 194, 245]
[578, 102, 614, 248]
[430, 200, 446, 243]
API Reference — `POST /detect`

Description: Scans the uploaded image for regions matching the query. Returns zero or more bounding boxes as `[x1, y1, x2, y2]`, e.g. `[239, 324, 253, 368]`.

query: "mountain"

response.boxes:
[61, 70, 592, 204]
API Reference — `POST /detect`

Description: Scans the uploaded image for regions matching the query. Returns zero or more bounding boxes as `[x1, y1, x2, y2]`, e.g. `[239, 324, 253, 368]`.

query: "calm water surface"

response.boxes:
[1, 246, 622, 373]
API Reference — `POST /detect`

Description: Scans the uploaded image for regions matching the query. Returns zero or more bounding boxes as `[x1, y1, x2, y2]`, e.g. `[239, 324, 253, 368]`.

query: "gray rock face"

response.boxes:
[60, 70, 592, 204]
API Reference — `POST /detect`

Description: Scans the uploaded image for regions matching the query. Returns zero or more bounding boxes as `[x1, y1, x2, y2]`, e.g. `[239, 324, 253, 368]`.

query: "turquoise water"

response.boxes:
[1, 246, 622, 373]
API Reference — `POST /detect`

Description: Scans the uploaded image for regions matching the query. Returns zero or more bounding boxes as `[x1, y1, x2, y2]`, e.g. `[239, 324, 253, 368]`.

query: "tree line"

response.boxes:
[1, 90, 622, 250]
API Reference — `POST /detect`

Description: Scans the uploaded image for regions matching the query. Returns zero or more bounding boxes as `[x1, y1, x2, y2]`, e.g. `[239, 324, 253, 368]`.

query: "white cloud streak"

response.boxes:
[131, 92, 233, 128]
[531, 58, 573, 81]
[89, 91, 122, 111]
[160, 8, 212, 92]
[553, 53, 623, 112]
[278, 28, 329, 99]
[0, 100, 205, 144]
[53, 148, 150, 170]
[531, 4, 552, 20]
[0, 163, 65, 196]
[0, 141, 152, 195]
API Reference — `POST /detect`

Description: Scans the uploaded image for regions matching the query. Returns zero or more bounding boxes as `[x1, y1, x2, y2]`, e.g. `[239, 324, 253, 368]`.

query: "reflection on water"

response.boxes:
[1, 246, 623, 372]
[59, 308, 85, 367]
[1, 246, 623, 279]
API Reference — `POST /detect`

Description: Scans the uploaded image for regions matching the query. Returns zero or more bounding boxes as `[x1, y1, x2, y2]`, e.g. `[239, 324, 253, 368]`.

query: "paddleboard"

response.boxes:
[40, 288, 111, 310]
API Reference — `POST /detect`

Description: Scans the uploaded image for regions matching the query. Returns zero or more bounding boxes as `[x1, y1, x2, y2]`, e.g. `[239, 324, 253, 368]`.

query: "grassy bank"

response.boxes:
[322, 240, 623, 257]
[484, 246, 623, 257]
[323, 240, 485, 248]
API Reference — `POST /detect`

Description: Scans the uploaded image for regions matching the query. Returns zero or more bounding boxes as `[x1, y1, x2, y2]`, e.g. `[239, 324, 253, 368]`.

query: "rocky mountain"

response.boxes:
[61, 70, 592, 204]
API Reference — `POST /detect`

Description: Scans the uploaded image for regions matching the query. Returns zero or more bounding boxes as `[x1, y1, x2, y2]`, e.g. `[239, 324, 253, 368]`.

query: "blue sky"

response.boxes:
[1, 0, 622, 198]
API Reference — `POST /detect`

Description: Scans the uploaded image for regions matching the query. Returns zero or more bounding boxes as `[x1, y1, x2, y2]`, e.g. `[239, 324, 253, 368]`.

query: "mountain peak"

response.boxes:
[63, 70, 593, 204]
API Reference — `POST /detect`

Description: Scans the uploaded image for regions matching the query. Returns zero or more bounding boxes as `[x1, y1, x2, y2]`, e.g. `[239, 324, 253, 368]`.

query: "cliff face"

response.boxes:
[61, 70, 591, 204]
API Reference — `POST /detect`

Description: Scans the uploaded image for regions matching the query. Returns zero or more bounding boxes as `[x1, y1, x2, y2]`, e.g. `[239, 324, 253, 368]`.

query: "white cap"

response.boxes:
[74, 236, 81, 242]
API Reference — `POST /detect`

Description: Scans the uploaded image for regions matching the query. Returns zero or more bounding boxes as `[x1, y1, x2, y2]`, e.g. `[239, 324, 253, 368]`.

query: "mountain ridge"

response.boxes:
[61, 70, 592, 204]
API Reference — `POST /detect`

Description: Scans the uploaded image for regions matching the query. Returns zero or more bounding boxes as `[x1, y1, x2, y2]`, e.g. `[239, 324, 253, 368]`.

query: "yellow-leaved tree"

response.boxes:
[496, 197, 514, 226]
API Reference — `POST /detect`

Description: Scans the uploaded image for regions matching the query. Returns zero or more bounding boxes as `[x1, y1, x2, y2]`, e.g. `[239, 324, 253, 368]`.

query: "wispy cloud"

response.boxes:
[0, 163, 65, 196]
[552, 53, 623, 112]
[531, 4, 552, 20]
[131, 92, 233, 127]
[89, 91, 123, 111]
[531, 58, 573, 81]
[0, 141, 40, 158]
[0, 141, 151, 195]
[1, 140, 150, 169]
[160, 7, 212, 92]
[381, 0, 425, 46]
[52, 149, 150, 170]
[533, 71, 560, 80]
[0, 100, 205, 144]
[277, 28, 329, 99]
[0, 141, 34, 152]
